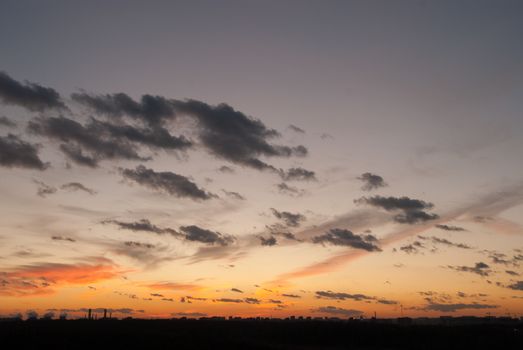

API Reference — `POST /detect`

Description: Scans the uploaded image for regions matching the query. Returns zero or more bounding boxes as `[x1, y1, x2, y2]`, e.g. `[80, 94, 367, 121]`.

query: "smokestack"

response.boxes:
[104, 309, 107, 319]
[88, 308, 92, 320]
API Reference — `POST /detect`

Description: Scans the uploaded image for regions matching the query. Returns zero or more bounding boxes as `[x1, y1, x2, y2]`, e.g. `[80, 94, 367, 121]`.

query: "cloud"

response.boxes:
[282, 167, 317, 181]
[218, 165, 235, 174]
[60, 182, 97, 195]
[33, 180, 57, 197]
[231, 288, 243, 293]
[51, 236, 76, 242]
[171, 99, 307, 171]
[0, 71, 66, 111]
[288, 124, 305, 133]
[145, 282, 201, 291]
[222, 189, 245, 200]
[281, 293, 301, 298]
[399, 241, 425, 254]
[0, 116, 16, 127]
[423, 301, 498, 312]
[271, 208, 306, 228]
[245, 298, 261, 304]
[355, 195, 439, 224]
[214, 298, 243, 303]
[259, 236, 277, 246]
[120, 165, 214, 200]
[315, 290, 374, 301]
[172, 312, 207, 317]
[507, 281, 523, 290]
[270, 183, 523, 286]
[357, 172, 387, 191]
[124, 241, 155, 249]
[28, 116, 147, 167]
[0, 257, 119, 297]
[312, 228, 381, 252]
[421, 236, 471, 249]
[276, 182, 305, 197]
[312, 306, 363, 317]
[179, 225, 235, 246]
[71, 92, 176, 126]
[506, 270, 519, 276]
[435, 224, 466, 232]
[103, 218, 178, 235]
[0, 134, 48, 170]
[447, 262, 491, 277]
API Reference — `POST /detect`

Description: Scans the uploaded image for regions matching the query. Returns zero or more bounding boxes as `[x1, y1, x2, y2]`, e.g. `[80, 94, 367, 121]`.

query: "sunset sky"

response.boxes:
[1, 0, 523, 320]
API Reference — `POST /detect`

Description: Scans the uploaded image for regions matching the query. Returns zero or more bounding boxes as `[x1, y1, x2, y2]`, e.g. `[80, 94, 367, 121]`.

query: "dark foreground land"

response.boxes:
[2, 318, 523, 350]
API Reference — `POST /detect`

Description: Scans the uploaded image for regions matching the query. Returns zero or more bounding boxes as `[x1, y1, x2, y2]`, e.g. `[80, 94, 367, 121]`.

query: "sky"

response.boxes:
[1, 0, 523, 320]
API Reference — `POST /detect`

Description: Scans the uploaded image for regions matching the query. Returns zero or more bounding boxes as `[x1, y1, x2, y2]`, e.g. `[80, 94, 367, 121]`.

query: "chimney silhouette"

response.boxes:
[103, 309, 107, 319]
[88, 308, 92, 320]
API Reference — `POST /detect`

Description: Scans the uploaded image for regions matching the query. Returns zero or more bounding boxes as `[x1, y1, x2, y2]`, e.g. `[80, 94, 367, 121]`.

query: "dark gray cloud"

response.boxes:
[51, 236, 76, 242]
[394, 210, 440, 224]
[103, 218, 178, 235]
[28, 116, 147, 167]
[72, 92, 176, 126]
[179, 225, 235, 246]
[28, 116, 190, 167]
[267, 299, 282, 304]
[270, 208, 306, 227]
[124, 241, 155, 249]
[282, 167, 317, 181]
[120, 165, 214, 200]
[312, 228, 381, 252]
[315, 291, 397, 305]
[222, 189, 245, 200]
[214, 298, 243, 303]
[435, 224, 466, 232]
[355, 195, 439, 224]
[282, 293, 301, 298]
[0, 116, 16, 127]
[415, 235, 472, 251]
[218, 165, 235, 174]
[171, 99, 307, 171]
[506, 270, 519, 276]
[447, 262, 491, 277]
[426, 236, 471, 249]
[399, 241, 425, 254]
[357, 172, 387, 191]
[259, 236, 277, 246]
[265, 223, 300, 241]
[0, 134, 48, 170]
[507, 281, 523, 290]
[245, 297, 261, 304]
[94, 120, 191, 150]
[33, 180, 57, 197]
[172, 312, 207, 317]
[0, 71, 66, 112]
[60, 182, 96, 195]
[316, 290, 374, 301]
[231, 288, 243, 293]
[312, 306, 363, 317]
[288, 124, 305, 133]
[423, 301, 498, 312]
[276, 182, 305, 197]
